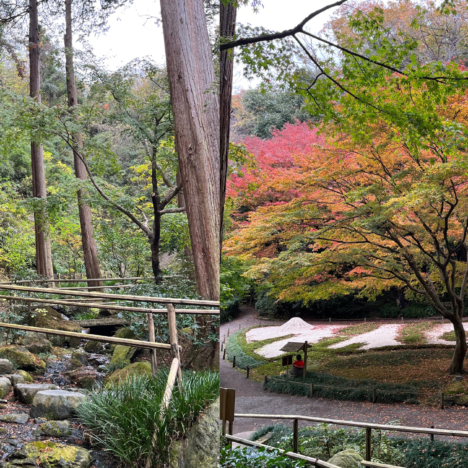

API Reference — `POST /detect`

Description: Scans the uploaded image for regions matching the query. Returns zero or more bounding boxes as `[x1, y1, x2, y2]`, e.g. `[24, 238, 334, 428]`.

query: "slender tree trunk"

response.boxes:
[150, 156, 163, 282]
[450, 312, 467, 374]
[64, 0, 103, 290]
[220, 1, 237, 247]
[160, 0, 220, 301]
[29, 0, 53, 280]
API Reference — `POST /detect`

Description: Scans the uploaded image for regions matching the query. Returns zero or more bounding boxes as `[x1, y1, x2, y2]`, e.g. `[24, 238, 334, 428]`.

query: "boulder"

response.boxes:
[3, 374, 25, 386]
[19, 332, 52, 355]
[109, 345, 136, 370]
[30, 390, 87, 420]
[0, 359, 13, 375]
[0, 413, 29, 425]
[0, 346, 46, 373]
[169, 398, 220, 468]
[0, 377, 11, 399]
[71, 349, 88, 366]
[64, 368, 102, 390]
[106, 361, 151, 385]
[110, 328, 136, 351]
[40, 420, 72, 437]
[66, 358, 85, 371]
[7, 441, 92, 468]
[83, 340, 102, 353]
[328, 450, 364, 468]
[16, 370, 33, 383]
[15, 383, 59, 404]
[29, 307, 83, 348]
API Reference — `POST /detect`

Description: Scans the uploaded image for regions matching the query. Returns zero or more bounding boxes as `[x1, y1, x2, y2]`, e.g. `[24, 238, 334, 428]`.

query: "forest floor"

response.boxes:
[220, 307, 468, 435]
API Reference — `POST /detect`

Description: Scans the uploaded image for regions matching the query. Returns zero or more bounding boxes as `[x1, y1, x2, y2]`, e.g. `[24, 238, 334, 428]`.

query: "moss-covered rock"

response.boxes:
[16, 370, 34, 383]
[169, 398, 220, 468]
[71, 349, 88, 366]
[64, 369, 101, 390]
[66, 358, 84, 371]
[29, 307, 82, 348]
[328, 450, 363, 468]
[83, 340, 102, 353]
[0, 346, 46, 374]
[109, 345, 136, 369]
[105, 362, 151, 385]
[40, 420, 72, 437]
[444, 380, 468, 406]
[19, 332, 52, 355]
[7, 441, 92, 467]
[110, 328, 136, 351]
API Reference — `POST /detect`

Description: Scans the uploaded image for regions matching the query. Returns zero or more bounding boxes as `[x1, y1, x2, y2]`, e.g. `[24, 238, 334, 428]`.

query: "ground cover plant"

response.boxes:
[226, 329, 269, 369]
[77, 371, 219, 467]
[220, 446, 306, 468]
[249, 424, 468, 467]
[397, 322, 437, 345]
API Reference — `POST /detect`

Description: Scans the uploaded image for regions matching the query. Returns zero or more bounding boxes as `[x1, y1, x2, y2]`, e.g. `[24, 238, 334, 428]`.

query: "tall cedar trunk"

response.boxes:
[220, 1, 237, 247]
[150, 158, 163, 282]
[450, 311, 467, 373]
[64, 0, 103, 289]
[160, 0, 220, 301]
[29, 0, 54, 279]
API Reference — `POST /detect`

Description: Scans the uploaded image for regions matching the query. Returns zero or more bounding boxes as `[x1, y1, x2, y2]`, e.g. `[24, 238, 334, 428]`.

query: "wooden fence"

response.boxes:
[233, 412, 468, 463]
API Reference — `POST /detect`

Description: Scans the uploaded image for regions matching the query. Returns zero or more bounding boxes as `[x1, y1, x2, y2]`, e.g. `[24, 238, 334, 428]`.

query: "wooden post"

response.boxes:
[365, 428, 372, 461]
[303, 341, 308, 379]
[441, 392, 445, 409]
[246, 365, 250, 379]
[233, 356, 236, 367]
[431, 426, 434, 442]
[372, 387, 376, 403]
[223, 348, 226, 360]
[167, 303, 183, 387]
[264, 375, 268, 388]
[310, 383, 314, 398]
[293, 418, 299, 453]
[160, 357, 179, 410]
[147, 313, 158, 375]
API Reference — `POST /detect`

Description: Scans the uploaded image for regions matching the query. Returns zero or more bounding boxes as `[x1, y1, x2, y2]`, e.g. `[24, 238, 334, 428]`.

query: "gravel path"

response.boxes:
[221, 307, 468, 437]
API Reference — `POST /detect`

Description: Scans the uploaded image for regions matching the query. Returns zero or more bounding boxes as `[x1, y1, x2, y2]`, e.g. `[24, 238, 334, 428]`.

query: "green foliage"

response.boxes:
[220, 446, 305, 468]
[226, 330, 267, 370]
[76, 371, 219, 467]
[221, 255, 252, 323]
[265, 371, 422, 404]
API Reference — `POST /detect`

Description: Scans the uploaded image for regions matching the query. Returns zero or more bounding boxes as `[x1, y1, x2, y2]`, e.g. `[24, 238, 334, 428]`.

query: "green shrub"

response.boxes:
[226, 330, 267, 369]
[265, 371, 421, 404]
[76, 371, 219, 467]
[220, 446, 306, 467]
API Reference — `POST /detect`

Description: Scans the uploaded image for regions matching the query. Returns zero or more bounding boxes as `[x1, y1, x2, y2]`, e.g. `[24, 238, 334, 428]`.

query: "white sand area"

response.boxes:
[329, 324, 402, 350]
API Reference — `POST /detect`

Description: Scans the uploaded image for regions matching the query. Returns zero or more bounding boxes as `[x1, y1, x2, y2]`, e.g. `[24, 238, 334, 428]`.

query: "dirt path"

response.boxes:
[220, 307, 468, 437]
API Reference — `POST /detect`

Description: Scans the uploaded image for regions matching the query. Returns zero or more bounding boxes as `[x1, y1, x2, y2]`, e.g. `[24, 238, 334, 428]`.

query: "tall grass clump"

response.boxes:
[77, 370, 219, 467]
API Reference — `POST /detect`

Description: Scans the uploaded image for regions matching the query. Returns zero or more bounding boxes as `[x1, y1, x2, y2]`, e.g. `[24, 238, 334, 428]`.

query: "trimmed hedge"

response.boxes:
[265, 371, 423, 404]
[226, 330, 267, 369]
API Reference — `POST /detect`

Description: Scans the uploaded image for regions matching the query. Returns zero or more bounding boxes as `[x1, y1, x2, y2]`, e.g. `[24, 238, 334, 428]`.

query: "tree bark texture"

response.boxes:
[64, 0, 103, 289]
[449, 308, 467, 374]
[160, 0, 220, 301]
[220, 1, 237, 247]
[29, 0, 54, 280]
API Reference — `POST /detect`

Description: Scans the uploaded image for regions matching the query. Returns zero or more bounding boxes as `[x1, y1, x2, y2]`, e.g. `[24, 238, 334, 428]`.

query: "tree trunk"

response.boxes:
[29, 0, 53, 280]
[220, 1, 237, 247]
[160, 0, 220, 301]
[450, 314, 467, 374]
[64, 0, 103, 290]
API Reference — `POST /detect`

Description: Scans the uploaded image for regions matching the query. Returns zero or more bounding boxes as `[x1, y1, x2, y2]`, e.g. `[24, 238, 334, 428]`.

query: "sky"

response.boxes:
[89, 0, 341, 90]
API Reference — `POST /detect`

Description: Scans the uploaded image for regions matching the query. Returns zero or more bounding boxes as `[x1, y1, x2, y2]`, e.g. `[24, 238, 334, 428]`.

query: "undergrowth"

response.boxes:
[226, 330, 267, 369]
[77, 371, 219, 467]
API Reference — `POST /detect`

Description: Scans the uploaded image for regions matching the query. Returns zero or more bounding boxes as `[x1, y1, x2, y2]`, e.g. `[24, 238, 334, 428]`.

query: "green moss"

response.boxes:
[106, 361, 152, 385]
[16, 369, 33, 383]
[0, 345, 46, 373]
[109, 345, 136, 369]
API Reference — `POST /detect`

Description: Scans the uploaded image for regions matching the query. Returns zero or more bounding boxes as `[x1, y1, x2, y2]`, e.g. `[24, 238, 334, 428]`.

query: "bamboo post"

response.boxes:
[223, 348, 226, 360]
[246, 365, 250, 379]
[293, 418, 299, 453]
[431, 426, 434, 442]
[161, 357, 179, 410]
[147, 313, 158, 375]
[167, 303, 183, 387]
[372, 387, 376, 403]
[233, 356, 236, 367]
[365, 428, 372, 461]
[310, 383, 314, 398]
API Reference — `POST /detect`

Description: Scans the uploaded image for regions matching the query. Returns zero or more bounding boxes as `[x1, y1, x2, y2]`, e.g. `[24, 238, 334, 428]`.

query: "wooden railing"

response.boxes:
[234, 413, 468, 463]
